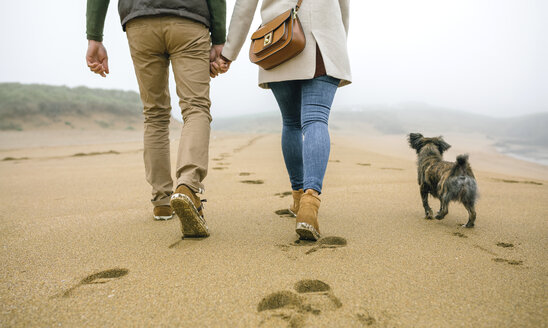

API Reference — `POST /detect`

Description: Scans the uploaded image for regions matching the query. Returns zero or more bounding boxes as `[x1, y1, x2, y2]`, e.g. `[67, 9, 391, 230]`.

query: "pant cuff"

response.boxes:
[176, 179, 205, 194]
[304, 180, 322, 195]
[151, 194, 172, 207]
[291, 182, 304, 190]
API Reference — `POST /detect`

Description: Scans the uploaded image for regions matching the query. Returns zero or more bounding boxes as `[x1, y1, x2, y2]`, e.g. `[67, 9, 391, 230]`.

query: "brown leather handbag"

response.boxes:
[249, 0, 306, 70]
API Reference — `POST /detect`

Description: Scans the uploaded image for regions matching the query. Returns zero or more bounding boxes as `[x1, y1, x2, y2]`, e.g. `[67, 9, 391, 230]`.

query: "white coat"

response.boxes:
[221, 0, 352, 88]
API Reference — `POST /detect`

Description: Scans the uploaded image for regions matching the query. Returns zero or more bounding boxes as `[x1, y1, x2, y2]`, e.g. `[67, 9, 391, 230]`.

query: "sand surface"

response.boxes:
[1, 130, 547, 327]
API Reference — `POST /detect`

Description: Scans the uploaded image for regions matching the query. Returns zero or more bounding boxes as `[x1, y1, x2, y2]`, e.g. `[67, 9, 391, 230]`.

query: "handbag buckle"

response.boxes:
[264, 32, 273, 46]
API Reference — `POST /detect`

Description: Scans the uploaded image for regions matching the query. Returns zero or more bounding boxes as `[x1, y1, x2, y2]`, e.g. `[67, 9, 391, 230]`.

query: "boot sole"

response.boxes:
[153, 214, 173, 221]
[170, 193, 209, 238]
[296, 222, 321, 241]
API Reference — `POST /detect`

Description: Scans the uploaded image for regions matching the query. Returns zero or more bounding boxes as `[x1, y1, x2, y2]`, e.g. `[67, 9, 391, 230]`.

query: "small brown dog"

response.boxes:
[408, 133, 478, 228]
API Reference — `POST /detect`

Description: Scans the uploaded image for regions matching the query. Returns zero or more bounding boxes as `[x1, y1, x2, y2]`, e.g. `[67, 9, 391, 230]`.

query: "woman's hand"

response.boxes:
[217, 55, 231, 74]
[210, 55, 231, 78]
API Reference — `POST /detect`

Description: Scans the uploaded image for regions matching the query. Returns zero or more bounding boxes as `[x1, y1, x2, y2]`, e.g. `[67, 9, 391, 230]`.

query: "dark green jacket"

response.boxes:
[86, 0, 226, 44]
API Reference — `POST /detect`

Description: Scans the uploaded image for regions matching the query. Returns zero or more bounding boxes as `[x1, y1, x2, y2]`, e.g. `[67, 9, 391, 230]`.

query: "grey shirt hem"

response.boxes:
[121, 9, 210, 31]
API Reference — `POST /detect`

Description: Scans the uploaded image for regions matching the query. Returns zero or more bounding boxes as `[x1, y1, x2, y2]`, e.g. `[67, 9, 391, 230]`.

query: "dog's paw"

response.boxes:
[424, 215, 433, 220]
[434, 213, 446, 220]
[463, 222, 475, 228]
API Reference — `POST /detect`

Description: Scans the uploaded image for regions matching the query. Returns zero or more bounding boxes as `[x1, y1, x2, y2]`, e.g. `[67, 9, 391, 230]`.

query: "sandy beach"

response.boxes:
[1, 129, 547, 327]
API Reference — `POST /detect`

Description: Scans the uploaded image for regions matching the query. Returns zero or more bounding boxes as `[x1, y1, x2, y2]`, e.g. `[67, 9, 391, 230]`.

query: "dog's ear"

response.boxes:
[408, 133, 424, 151]
[435, 137, 451, 154]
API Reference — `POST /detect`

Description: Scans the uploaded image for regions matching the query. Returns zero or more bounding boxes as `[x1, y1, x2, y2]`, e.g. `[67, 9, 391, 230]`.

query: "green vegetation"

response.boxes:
[0, 121, 23, 131]
[0, 83, 142, 128]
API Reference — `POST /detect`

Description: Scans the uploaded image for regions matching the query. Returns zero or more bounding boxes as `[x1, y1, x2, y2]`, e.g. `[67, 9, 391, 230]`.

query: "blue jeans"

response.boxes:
[270, 75, 340, 194]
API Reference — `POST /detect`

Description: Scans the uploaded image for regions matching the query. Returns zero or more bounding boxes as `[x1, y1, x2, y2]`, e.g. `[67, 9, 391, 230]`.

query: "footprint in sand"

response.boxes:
[241, 180, 264, 185]
[277, 237, 347, 259]
[72, 150, 120, 157]
[452, 232, 468, 238]
[234, 136, 264, 153]
[212, 167, 228, 170]
[61, 268, 129, 297]
[462, 237, 524, 266]
[212, 153, 231, 161]
[473, 244, 498, 256]
[275, 209, 294, 218]
[492, 258, 523, 266]
[491, 242, 522, 265]
[2, 157, 30, 161]
[329, 159, 341, 163]
[305, 236, 348, 255]
[289, 239, 316, 246]
[492, 178, 543, 186]
[355, 310, 377, 326]
[380, 167, 404, 171]
[257, 279, 342, 327]
[274, 191, 292, 198]
[239, 172, 252, 176]
[356, 163, 371, 166]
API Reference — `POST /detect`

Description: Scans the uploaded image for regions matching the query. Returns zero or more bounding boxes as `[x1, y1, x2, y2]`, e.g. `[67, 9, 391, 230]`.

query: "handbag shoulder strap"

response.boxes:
[296, 0, 303, 10]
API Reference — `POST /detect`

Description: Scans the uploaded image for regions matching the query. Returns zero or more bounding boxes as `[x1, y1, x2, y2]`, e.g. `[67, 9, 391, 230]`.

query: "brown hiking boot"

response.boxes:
[153, 205, 174, 221]
[170, 184, 209, 237]
[295, 189, 321, 241]
[288, 189, 304, 217]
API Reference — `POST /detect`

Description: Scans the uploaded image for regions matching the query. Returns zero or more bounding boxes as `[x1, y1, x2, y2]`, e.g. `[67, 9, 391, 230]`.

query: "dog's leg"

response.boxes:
[435, 195, 449, 220]
[463, 202, 476, 228]
[420, 186, 433, 219]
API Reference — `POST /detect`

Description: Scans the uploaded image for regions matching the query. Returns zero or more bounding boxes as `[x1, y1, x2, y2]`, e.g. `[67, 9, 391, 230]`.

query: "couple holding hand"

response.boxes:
[86, 0, 351, 241]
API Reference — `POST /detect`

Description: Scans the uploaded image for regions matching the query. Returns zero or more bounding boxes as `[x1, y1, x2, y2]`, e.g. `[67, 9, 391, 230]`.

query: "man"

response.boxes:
[86, 0, 226, 238]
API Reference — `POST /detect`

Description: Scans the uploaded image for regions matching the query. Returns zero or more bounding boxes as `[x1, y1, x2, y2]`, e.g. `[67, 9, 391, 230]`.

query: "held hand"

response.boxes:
[210, 57, 232, 78]
[209, 44, 231, 78]
[216, 56, 231, 74]
[209, 44, 223, 78]
[210, 59, 230, 77]
[86, 40, 109, 77]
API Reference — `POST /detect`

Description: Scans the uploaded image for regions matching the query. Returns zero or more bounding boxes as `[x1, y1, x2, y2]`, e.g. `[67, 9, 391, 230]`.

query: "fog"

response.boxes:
[0, 0, 546, 118]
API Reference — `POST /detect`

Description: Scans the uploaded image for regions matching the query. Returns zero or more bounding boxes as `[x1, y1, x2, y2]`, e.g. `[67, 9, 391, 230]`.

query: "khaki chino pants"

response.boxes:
[126, 16, 212, 206]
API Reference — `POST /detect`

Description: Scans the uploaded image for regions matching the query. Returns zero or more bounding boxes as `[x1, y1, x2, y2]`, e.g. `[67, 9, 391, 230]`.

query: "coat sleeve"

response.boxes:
[86, 0, 110, 41]
[206, 0, 227, 44]
[221, 0, 260, 61]
[339, 0, 349, 36]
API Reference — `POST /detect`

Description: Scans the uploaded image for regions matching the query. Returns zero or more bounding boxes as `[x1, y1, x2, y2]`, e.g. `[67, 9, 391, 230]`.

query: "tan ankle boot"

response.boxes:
[289, 189, 304, 217]
[295, 189, 321, 241]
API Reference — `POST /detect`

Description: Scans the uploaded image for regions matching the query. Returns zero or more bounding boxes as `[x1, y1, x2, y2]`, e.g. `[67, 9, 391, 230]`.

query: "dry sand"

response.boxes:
[0, 129, 547, 327]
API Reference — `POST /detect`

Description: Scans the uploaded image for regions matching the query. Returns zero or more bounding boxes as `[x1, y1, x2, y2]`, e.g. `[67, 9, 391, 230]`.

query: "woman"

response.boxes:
[217, 0, 351, 240]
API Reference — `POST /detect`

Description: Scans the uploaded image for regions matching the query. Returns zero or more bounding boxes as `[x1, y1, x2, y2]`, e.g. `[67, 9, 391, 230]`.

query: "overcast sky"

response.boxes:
[0, 0, 546, 118]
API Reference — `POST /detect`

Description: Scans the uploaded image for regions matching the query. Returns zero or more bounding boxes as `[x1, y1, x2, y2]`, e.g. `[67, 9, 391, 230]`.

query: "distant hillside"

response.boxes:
[331, 105, 548, 147]
[0, 83, 142, 130]
[1, 83, 546, 164]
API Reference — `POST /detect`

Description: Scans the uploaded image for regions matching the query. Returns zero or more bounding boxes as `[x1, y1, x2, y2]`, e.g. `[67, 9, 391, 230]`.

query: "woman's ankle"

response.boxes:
[304, 189, 319, 196]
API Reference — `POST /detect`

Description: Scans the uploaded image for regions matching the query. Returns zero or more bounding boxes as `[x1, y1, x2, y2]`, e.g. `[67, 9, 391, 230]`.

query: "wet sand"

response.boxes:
[0, 130, 547, 327]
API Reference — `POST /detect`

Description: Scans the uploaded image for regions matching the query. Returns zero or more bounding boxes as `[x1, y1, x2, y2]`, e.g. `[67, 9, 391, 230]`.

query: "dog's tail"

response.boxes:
[456, 154, 469, 166]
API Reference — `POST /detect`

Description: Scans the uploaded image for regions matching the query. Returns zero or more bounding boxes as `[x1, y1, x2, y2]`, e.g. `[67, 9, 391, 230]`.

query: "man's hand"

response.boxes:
[86, 40, 109, 77]
[209, 44, 226, 78]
